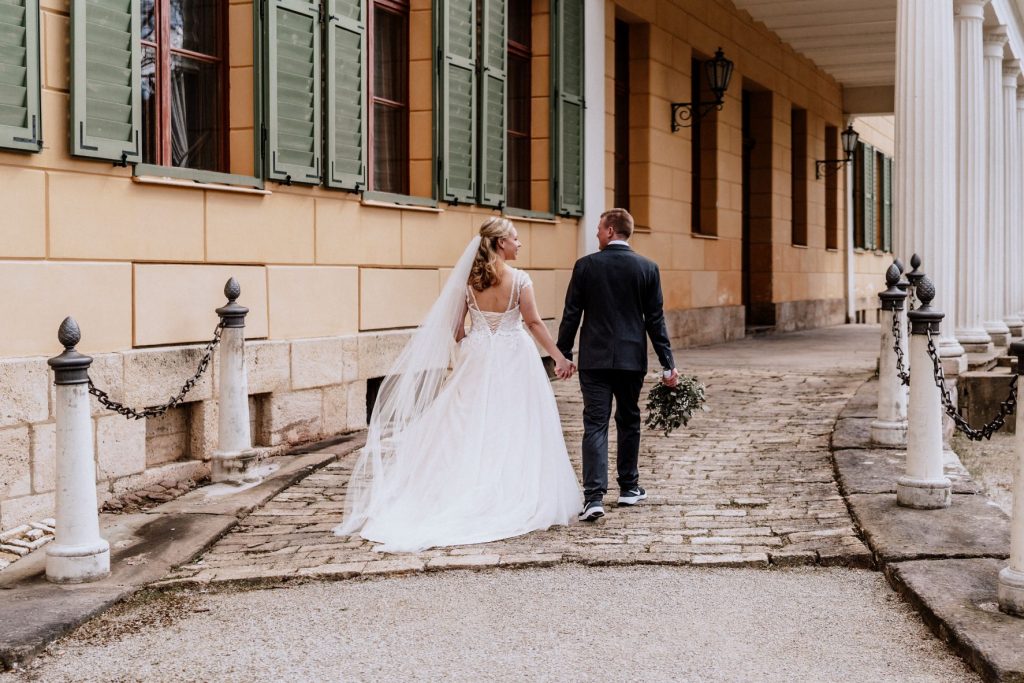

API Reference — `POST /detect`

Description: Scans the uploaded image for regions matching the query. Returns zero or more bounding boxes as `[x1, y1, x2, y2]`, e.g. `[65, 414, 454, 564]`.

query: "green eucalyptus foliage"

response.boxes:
[644, 375, 708, 437]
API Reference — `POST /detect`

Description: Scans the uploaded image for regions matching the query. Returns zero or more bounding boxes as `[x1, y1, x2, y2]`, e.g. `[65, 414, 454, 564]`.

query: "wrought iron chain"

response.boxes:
[891, 309, 910, 386]
[88, 321, 225, 420]
[925, 327, 1017, 441]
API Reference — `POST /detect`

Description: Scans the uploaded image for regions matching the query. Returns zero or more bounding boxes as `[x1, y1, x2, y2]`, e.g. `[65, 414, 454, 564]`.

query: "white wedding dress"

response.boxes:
[334, 264, 581, 553]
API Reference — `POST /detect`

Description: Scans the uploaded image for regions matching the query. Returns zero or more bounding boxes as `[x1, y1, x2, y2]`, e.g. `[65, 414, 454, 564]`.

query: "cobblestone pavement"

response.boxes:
[162, 326, 880, 586]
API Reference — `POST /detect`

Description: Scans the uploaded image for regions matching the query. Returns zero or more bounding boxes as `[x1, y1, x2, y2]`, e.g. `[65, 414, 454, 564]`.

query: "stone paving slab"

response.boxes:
[847, 493, 1009, 563]
[161, 328, 881, 588]
[886, 558, 1024, 682]
[834, 448, 982, 495]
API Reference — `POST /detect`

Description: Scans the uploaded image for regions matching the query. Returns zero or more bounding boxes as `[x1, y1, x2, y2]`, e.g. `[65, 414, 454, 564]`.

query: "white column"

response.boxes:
[1018, 89, 1024, 319]
[579, 0, 604, 257]
[998, 343, 1024, 615]
[46, 318, 110, 583]
[1003, 60, 1023, 335]
[984, 27, 1011, 345]
[954, 0, 992, 352]
[895, 0, 963, 366]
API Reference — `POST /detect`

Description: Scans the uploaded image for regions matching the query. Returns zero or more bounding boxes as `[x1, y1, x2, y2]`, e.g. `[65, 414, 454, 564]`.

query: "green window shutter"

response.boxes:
[325, 0, 365, 190]
[70, 0, 141, 162]
[478, 0, 505, 207]
[438, 0, 477, 203]
[0, 0, 41, 152]
[266, 0, 321, 184]
[862, 142, 875, 251]
[553, 0, 583, 216]
[882, 155, 893, 253]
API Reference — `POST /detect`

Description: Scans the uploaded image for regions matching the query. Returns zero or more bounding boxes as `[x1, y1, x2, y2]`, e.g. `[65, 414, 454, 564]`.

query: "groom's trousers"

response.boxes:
[578, 369, 646, 503]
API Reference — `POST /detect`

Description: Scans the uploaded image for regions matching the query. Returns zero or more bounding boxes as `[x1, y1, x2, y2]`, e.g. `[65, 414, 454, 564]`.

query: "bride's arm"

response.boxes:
[519, 285, 573, 376]
[454, 298, 469, 342]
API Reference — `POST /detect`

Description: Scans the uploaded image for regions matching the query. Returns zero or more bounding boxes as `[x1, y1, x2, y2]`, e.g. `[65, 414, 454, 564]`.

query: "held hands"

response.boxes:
[555, 357, 577, 380]
[661, 367, 680, 388]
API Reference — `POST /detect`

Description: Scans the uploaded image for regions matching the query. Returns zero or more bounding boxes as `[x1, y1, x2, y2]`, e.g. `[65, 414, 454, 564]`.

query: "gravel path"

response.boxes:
[6, 565, 977, 682]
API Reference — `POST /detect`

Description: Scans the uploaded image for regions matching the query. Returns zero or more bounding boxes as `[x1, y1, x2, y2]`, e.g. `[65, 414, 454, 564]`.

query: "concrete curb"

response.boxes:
[0, 433, 365, 672]
[831, 378, 1024, 682]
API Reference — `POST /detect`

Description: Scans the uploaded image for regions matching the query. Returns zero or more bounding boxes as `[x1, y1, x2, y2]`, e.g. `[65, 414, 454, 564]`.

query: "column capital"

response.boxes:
[1005, 59, 1022, 83]
[954, 0, 987, 20]
[985, 25, 1009, 56]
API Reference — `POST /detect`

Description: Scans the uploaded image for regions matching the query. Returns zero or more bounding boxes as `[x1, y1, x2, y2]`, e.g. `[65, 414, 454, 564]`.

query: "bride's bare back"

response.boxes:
[469, 267, 517, 313]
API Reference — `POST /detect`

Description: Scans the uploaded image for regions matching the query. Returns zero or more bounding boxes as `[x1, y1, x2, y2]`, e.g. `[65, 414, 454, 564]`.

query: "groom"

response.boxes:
[556, 208, 678, 522]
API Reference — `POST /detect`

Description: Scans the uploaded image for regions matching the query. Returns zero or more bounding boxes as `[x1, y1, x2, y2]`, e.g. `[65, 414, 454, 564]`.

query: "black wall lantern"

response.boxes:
[671, 47, 734, 132]
[815, 124, 860, 179]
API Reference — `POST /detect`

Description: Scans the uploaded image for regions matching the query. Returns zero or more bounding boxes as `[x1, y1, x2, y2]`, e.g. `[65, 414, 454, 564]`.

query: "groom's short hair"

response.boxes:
[601, 208, 634, 239]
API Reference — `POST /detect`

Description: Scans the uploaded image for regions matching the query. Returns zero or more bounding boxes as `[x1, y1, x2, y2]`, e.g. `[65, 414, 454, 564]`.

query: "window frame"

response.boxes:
[140, 0, 231, 172]
[505, 0, 532, 210]
[368, 0, 411, 195]
[613, 19, 629, 211]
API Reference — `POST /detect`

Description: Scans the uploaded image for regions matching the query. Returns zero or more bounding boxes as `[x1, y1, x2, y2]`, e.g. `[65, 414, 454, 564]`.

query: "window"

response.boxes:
[791, 107, 807, 246]
[825, 125, 839, 250]
[0, 0, 41, 152]
[507, 0, 532, 209]
[370, 0, 409, 194]
[140, 0, 228, 171]
[613, 20, 630, 210]
[852, 141, 892, 252]
[691, 55, 717, 235]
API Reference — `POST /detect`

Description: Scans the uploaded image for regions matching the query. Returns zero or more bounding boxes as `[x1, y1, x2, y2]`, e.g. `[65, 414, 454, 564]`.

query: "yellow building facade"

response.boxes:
[0, 0, 893, 529]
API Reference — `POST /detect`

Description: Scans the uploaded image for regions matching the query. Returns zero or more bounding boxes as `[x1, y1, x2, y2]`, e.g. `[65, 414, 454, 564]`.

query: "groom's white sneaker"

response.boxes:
[618, 486, 647, 506]
[579, 500, 605, 521]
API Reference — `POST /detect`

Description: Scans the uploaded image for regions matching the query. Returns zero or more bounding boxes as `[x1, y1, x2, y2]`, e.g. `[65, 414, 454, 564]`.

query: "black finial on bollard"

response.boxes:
[216, 277, 249, 329]
[879, 263, 907, 310]
[906, 274, 943, 334]
[225, 277, 241, 303]
[894, 257, 905, 274]
[906, 254, 925, 291]
[48, 317, 93, 385]
[910, 253, 922, 271]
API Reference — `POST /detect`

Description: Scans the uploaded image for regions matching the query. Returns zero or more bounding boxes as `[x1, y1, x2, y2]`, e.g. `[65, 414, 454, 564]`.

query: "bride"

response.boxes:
[333, 217, 583, 552]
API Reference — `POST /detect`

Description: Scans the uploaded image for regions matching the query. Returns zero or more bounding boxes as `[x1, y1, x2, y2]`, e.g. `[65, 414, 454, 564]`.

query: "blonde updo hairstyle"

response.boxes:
[469, 217, 515, 292]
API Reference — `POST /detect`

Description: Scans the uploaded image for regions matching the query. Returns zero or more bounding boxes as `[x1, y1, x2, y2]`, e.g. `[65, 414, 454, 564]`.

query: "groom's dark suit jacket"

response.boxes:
[556, 243, 675, 373]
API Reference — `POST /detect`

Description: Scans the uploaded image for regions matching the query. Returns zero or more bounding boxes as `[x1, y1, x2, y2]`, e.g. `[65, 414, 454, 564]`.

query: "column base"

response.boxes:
[46, 539, 111, 583]
[955, 327, 993, 354]
[985, 321, 1011, 347]
[896, 475, 952, 509]
[1006, 316, 1024, 338]
[960, 341, 994, 354]
[998, 566, 1024, 617]
[870, 419, 907, 447]
[212, 449, 263, 485]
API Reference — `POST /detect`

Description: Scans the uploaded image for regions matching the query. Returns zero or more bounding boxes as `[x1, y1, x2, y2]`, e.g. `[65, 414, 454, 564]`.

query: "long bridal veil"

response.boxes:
[334, 236, 483, 536]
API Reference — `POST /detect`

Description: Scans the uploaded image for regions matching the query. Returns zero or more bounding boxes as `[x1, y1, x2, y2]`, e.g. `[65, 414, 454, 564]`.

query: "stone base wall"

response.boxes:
[774, 298, 847, 333]
[666, 305, 746, 348]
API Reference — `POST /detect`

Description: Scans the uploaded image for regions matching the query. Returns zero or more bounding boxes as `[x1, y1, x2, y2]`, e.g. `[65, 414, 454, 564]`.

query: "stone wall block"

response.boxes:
[357, 330, 413, 380]
[95, 414, 147, 480]
[291, 338, 350, 390]
[0, 358, 49, 428]
[30, 422, 56, 493]
[188, 400, 218, 461]
[122, 346, 214, 407]
[346, 380, 367, 430]
[0, 492, 54, 531]
[263, 390, 323, 446]
[322, 384, 349, 435]
[0, 427, 31, 498]
[245, 340, 291, 394]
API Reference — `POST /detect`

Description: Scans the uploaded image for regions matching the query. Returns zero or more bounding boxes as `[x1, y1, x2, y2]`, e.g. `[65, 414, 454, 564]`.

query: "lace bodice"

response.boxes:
[465, 269, 532, 338]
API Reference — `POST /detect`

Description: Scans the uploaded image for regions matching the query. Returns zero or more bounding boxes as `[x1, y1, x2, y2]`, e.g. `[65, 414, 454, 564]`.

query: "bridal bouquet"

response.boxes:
[644, 374, 708, 437]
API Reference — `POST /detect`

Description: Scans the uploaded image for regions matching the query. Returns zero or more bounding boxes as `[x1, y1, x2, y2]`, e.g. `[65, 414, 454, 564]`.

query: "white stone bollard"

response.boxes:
[212, 278, 260, 484]
[872, 262, 909, 446]
[45, 318, 110, 583]
[897, 276, 952, 509]
[998, 342, 1024, 615]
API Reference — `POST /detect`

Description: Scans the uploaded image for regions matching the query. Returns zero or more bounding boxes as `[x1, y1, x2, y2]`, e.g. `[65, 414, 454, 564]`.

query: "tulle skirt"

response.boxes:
[343, 327, 582, 553]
